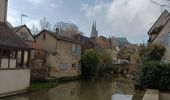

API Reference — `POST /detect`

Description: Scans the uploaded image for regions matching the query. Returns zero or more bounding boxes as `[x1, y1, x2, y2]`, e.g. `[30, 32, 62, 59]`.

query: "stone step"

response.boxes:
[142, 89, 159, 100]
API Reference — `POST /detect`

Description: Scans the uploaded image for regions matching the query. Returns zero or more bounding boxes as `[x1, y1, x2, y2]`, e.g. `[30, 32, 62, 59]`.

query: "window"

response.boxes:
[77, 45, 81, 55]
[71, 44, 76, 55]
[60, 63, 67, 71]
[2, 49, 9, 58]
[43, 33, 46, 40]
[72, 63, 76, 70]
[163, 32, 170, 45]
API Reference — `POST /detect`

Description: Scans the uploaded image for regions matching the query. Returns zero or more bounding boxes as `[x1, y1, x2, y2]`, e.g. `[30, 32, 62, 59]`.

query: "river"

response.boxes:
[0, 75, 144, 100]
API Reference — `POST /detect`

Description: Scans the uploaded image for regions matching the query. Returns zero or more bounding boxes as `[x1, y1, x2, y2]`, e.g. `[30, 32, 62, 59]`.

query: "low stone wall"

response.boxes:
[142, 89, 159, 100]
[0, 69, 30, 97]
[30, 59, 47, 81]
[31, 67, 48, 81]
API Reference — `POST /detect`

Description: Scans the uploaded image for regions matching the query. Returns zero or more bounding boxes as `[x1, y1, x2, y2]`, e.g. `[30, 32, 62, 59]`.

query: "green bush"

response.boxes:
[98, 49, 115, 75]
[81, 49, 100, 78]
[138, 45, 165, 62]
[136, 61, 170, 90]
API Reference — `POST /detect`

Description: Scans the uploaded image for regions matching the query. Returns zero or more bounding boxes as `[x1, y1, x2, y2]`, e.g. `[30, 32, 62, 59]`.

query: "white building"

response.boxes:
[0, 0, 31, 97]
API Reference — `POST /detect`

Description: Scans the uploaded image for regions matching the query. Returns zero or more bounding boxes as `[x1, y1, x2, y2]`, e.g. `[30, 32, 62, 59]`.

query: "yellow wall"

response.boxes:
[35, 31, 81, 78]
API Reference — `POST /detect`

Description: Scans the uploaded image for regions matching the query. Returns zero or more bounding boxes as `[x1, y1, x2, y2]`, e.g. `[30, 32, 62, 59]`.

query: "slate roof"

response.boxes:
[95, 36, 111, 48]
[115, 37, 129, 49]
[0, 22, 30, 49]
[73, 34, 96, 45]
[35, 30, 80, 44]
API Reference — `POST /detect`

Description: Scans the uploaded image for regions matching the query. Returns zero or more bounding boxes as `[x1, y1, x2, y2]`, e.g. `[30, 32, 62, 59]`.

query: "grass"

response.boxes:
[29, 81, 55, 92]
[29, 76, 81, 92]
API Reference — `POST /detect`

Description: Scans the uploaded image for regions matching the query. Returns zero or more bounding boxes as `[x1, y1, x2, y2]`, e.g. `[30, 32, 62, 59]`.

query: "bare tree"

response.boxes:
[31, 24, 39, 36]
[53, 22, 80, 37]
[40, 17, 51, 31]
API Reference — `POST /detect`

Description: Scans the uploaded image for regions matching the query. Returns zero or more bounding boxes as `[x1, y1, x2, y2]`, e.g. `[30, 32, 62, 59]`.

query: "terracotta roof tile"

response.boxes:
[24, 41, 42, 50]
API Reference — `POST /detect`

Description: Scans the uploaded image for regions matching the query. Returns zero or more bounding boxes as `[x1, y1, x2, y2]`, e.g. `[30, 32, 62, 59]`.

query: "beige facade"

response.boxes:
[148, 10, 170, 62]
[0, 69, 30, 97]
[0, 0, 7, 22]
[151, 21, 170, 62]
[15, 26, 35, 41]
[35, 30, 81, 78]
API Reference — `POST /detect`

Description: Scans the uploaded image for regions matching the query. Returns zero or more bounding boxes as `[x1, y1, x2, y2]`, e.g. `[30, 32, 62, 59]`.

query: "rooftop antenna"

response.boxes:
[21, 13, 29, 25]
[150, 0, 170, 12]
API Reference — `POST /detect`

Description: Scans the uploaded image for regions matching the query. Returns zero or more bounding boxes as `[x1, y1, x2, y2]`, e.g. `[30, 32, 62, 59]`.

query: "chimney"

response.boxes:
[0, 0, 8, 22]
[56, 28, 59, 33]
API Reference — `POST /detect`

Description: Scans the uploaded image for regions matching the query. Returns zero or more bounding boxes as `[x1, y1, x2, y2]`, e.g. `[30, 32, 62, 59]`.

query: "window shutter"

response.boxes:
[163, 33, 169, 45]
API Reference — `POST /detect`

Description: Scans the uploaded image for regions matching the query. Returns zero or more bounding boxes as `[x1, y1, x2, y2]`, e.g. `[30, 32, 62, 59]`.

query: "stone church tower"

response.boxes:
[90, 21, 98, 38]
[0, 0, 8, 22]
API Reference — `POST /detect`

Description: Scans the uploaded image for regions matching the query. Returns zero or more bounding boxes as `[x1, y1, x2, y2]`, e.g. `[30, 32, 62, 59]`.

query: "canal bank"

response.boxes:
[29, 76, 82, 92]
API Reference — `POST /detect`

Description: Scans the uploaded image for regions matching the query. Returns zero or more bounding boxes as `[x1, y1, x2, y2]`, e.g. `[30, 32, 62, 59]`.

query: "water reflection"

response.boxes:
[1, 76, 136, 100]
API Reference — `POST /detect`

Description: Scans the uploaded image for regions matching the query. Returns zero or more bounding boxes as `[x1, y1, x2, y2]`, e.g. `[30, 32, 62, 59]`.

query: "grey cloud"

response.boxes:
[81, 0, 169, 43]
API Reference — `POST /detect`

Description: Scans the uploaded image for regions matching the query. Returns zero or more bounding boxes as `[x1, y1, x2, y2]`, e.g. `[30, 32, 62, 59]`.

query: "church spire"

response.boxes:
[90, 20, 98, 38]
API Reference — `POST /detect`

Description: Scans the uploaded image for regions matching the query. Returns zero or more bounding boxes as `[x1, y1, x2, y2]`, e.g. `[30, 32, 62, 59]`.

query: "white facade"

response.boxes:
[0, 69, 30, 97]
[0, 0, 7, 22]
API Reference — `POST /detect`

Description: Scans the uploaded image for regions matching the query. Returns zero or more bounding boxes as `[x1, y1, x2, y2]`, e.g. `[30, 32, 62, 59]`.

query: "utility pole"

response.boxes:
[20, 13, 29, 25]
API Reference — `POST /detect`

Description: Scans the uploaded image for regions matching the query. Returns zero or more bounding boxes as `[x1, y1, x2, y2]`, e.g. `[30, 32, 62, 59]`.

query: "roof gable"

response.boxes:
[73, 34, 95, 45]
[0, 22, 30, 49]
[35, 30, 80, 44]
[96, 36, 111, 48]
[148, 9, 170, 34]
[13, 25, 35, 41]
[149, 18, 170, 44]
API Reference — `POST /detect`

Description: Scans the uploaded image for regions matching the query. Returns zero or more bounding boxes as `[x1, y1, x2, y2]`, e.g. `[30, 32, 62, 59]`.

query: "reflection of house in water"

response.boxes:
[48, 82, 81, 100]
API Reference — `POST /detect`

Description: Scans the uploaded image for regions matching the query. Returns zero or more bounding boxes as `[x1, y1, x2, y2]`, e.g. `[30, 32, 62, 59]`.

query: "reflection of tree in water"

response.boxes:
[29, 89, 50, 100]
[114, 75, 135, 95]
[79, 77, 117, 100]
[48, 82, 81, 100]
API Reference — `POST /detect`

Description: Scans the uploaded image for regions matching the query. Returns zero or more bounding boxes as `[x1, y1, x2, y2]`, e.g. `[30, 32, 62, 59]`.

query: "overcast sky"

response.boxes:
[7, 0, 170, 44]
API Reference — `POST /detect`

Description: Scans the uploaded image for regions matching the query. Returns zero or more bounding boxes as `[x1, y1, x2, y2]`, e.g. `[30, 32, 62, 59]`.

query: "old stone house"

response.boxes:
[117, 44, 138, 64]
[73, 34, 96, 54]
[0, 0, 31, 97]
[148, 9, 170, 63]
[35, 30, 81, 78]
[13, 25, 46, 81]
[13, 25, 44, 65]
[95, 36, 118, 62]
